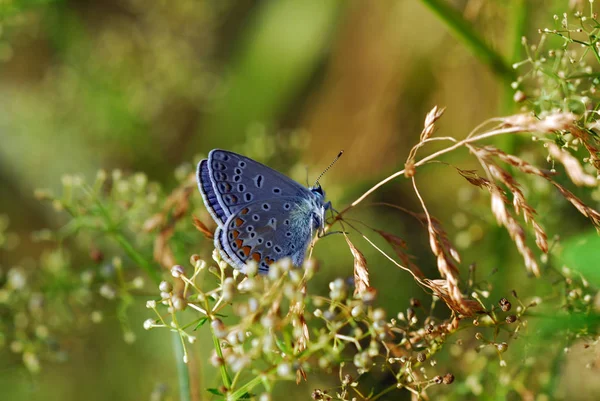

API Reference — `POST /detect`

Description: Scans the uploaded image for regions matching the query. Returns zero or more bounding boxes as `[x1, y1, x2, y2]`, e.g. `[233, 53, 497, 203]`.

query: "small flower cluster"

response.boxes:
[514, 8, 600, 174]
[0, 168, 189, 373]
[145, 250, 474, 400]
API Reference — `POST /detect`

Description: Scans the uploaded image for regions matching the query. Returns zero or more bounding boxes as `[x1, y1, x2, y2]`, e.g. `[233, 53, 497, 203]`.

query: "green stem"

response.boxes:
[370, 383, 400, 401]
[172, 332, 192, 401]
[113, 232, 161, 284]
[228, 369, 275, 400]
[82, 184, 161, 283]
[210, 324, 232, 389]
[420, 0, 515, 82]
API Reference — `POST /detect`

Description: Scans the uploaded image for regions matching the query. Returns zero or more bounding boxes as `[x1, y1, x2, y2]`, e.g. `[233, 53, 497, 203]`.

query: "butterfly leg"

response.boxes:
[318, 230, 347, 238]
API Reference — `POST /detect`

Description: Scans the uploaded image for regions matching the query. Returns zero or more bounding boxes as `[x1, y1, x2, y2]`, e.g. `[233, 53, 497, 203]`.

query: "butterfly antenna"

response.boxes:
[314, 150, 344, 186]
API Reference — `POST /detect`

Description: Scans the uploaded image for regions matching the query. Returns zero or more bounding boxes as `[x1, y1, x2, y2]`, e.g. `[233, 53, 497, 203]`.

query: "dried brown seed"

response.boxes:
[410, 298, 421, 308]
[443, 373, 455, 384]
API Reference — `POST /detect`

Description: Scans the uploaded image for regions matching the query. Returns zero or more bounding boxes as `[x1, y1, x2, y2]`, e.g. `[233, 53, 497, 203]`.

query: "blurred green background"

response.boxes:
[1, 0, 599, 400]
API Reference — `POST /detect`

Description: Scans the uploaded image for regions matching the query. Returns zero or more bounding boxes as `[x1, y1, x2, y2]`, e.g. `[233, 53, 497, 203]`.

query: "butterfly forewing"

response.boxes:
[204, 150, 309, 219]
[217, 197, 315, 273]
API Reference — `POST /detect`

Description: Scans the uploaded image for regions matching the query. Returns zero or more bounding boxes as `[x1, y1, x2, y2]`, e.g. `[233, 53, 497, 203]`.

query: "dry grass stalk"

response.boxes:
[465, 146, 544, 275]
[489, 165, 548, 253]
[192, 215, 214, 239]
[547, 143, 598, 187]
[411, 177, 470, 315]
[503, 112, 600, 172]
[142, 174, 196, 269]
[405, 106, 446, 178]
[343, 234, 371, 297]
[428, 217, 461, 264]
[490, 184, 540, 276]
[334, 110, 599, 316]
[154, 226, 177, 268]
[424, 279, 483, 317]
[456, 168, 492, 189]
[421, 105, 446, 141]
[549, 183, 600, 228]
[571, 126, 600, 172]
[476, 145, 600, 229]
[375, 229, 425, 279]
[502, 112, 577, 132]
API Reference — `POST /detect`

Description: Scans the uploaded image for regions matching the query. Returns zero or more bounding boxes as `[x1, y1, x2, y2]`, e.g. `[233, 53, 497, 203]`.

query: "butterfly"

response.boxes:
[197, 149, 341, 274]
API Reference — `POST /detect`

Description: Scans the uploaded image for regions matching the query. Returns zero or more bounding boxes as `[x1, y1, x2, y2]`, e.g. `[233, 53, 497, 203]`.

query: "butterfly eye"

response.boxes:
[312, 185, 324, 197]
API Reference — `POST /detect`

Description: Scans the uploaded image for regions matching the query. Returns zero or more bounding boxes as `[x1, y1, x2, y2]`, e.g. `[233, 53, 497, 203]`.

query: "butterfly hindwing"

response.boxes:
[217, 197, 314, 273]
[205, 150, 309, 218]
[197, 160, 228, 225]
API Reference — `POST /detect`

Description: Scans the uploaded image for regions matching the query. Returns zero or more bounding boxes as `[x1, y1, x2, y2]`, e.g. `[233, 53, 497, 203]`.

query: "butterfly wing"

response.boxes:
[216, 196, 316, 273]
[197, 160, 228, 225]
[198, 150, 310, 225]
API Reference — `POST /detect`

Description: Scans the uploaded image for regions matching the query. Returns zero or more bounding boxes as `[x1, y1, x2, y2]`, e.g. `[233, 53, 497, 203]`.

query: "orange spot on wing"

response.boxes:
[235, 218, 244, 227]
[235, 239, 243, 248]
[251, 252, 261, 262]
[232, 230, 240, 239]
[241, 208, 249, 215]
[242, 246, 251, 257]
[266, 257, 275, 265]
[230, 194, 238, 203]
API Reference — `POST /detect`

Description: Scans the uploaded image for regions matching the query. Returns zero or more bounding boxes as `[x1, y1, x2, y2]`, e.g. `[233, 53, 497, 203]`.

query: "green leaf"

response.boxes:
[273, 333, 292, 355]
[559, 230, 600, 286]
[206, 388, 224, 396]
[193, 317, 209, 331]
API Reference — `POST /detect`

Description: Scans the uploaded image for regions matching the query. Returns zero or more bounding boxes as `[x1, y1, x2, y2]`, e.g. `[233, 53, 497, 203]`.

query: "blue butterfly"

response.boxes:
[197, 149, 339, 274]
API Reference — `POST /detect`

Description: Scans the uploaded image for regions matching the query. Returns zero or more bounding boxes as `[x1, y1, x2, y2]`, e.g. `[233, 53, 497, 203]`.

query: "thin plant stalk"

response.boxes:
[172, 332, 192, 401]
[340, 125, 522, 214]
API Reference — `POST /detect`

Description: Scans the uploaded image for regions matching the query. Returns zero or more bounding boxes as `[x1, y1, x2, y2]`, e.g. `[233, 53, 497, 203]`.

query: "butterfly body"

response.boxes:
[197, 149, 329, 274]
